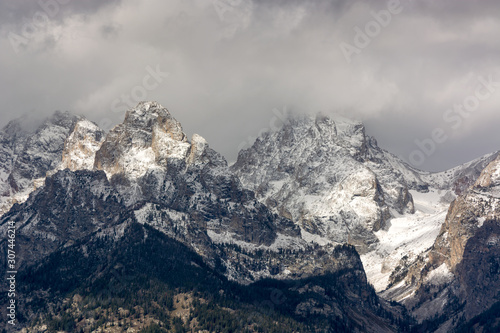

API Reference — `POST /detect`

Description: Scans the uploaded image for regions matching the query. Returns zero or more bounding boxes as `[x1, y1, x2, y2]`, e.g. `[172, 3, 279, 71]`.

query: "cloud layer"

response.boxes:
[1, 0, 499, 171]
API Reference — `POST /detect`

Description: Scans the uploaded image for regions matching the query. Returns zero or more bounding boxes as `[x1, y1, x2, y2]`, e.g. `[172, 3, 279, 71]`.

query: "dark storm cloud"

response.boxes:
[0, 0, 499, 171]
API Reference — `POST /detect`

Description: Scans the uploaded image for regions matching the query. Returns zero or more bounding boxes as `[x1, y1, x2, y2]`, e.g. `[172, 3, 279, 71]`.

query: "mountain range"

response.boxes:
[0, 101, 498, 332]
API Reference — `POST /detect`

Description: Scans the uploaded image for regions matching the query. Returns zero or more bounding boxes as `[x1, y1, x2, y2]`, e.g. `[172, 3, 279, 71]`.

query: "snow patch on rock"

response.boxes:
[424, 263, 454, 286]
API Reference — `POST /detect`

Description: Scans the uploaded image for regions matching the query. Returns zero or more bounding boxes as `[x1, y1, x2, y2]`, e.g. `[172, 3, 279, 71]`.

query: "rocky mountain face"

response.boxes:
[230, 110, 500, 332]
[1, 102, 498, 332]
[59, 119, 106, 171]
[7, 220, 406, 332]
[231, 113, 416, 253]
[430, 155, 500, 270]
[0, 102, 410, 332]
[230, 112, 499, 256]
[0, 169, 131, 278]
[381, 155, 500, 332]
[358, 151, 500, 296]
[91, 102, 314, 283]
[0, 111, 80, 216]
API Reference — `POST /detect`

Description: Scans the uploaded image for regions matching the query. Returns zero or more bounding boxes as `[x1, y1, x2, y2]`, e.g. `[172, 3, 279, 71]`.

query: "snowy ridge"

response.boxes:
[376, 154, 500, 330]
[56, 119, 106, 172]
[420, 151, 499, 192]
[231, 111, 500, 299]
[361, 189, 449, 291]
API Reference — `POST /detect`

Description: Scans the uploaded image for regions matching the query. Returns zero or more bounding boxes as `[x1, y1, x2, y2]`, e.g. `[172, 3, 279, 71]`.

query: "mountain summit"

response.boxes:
[95, 101, 223, 179]
[0, 102, 498, 332]
[231, 113, 416, 253]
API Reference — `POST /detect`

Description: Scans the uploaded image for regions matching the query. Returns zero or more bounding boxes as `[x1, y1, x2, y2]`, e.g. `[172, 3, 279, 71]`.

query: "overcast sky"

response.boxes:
[0, 0, 499, 171]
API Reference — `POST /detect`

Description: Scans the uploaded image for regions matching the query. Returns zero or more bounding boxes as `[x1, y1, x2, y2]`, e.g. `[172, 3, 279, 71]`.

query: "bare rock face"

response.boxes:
[93, 102, 285, 253]
[187, 133, 212, 166]
[95, 101, 191, 178]
[429, 154, 500, 271]
[60, 119, 105, 171]
[475, 153, 500, 188]
[0, 169, 130, 277]
[231, 113, 414, 252]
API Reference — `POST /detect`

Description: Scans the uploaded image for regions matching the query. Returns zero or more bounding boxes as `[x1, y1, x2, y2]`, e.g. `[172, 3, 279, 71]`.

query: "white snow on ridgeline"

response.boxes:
[421, 151, 499, 189]
[329, 113, 365, 150]
[361, 188, 449, 291]
[477, 217, 486, 228]
[187, 134, 208, 165]
[206, 230, 306, 252]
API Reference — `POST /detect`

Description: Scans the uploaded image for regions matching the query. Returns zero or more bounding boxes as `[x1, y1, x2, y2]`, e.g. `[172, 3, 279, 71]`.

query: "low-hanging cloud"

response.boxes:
[0, 0, 499, 171]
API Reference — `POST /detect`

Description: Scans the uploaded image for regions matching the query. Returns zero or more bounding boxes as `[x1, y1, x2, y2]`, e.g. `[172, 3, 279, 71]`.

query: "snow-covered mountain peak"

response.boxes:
[232, 112, 414, 252]
[123, 101, 187, 142]
[327, 113, 365, 140]
[94, 102, 225, 179]
[283, 112, 369, 160]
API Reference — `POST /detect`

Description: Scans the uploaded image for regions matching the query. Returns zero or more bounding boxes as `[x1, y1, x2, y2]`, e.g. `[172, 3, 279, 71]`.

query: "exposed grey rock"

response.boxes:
[0, 111, 80, 215]
[0, 169, 130, 276]
[231, 113, 415, 252]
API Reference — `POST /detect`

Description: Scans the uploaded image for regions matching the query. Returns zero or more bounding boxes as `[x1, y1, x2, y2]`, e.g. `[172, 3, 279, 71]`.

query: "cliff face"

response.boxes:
[0, 103, 408, 332]
[455, 219, 500, 321]
[92, 102, 298, 256]
[429, 154, 500, 271]
[231, 113, 415, 253]
[382, 155, 500, 331]
[0, 169, 130, 277]
[0, 112, 80, 215]
[60, 119, 106, 171]
[94, 101, 192, 178]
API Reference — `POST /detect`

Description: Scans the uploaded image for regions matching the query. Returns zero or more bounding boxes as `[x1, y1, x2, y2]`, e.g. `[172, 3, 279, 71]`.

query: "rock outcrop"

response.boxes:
[60, 119, 106, 171]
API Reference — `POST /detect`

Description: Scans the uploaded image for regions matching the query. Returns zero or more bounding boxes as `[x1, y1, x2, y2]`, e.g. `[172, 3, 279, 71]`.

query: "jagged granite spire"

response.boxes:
[94, 101, 225, 179]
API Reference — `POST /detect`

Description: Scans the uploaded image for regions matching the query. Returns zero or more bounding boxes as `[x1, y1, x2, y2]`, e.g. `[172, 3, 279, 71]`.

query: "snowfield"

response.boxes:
[361, 189, 450, 291]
